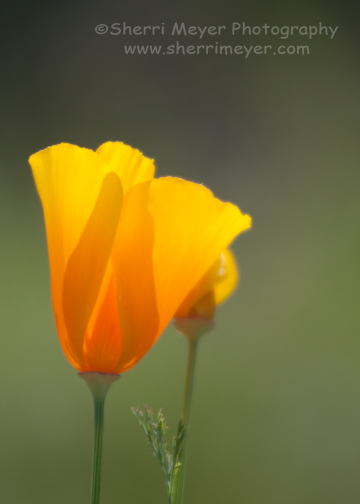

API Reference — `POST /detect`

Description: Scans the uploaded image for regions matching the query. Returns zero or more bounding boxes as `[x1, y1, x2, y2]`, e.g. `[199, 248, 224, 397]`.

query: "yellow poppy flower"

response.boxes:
[29, 142, 251, 374]
[174, 249, 238, 321]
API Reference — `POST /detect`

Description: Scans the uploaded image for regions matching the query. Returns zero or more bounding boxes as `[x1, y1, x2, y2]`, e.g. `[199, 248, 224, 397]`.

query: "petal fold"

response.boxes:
[111, 181, 159, 373]
[63, 172, 123, 362]
[96, 142, 155, 194]
[83, 273, 122, 373]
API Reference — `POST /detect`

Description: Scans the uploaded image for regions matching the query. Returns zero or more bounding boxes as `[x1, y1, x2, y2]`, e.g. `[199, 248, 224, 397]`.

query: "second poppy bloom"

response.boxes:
[29, 142, 251, 374]
[175, 249, 238, 321]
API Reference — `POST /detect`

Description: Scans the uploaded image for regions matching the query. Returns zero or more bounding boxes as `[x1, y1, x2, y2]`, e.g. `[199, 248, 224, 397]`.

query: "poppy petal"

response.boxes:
[112, 177, 251, 372]
[96, 142, 155, 194]
[83, 272, 122, 373]
[214, 249, 238, 305]
[29, 144, 123, 368]
[111, 181, 159, 373]
[174, 257, 221, 318]
[62, 172, 123, 364]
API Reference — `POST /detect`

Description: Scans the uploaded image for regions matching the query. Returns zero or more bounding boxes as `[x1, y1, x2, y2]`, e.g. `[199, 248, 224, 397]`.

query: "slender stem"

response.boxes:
[79, 372, 120, 504]
[182, 337, 198, 428]
[173, 337, 198, 504]
[91, 395, 105, 504]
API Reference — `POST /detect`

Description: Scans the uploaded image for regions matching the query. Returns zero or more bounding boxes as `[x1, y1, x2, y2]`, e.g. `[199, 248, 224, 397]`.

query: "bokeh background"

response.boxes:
[1, 0, 360, 503]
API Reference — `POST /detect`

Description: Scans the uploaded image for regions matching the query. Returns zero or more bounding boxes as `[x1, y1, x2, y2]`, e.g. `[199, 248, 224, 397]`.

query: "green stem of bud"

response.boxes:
[172, 317, 214, 504]
[172, 336, 198, 504]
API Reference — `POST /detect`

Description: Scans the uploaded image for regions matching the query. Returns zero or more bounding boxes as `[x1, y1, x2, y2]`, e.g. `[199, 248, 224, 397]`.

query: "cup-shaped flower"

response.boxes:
[30, 142, 251, 374]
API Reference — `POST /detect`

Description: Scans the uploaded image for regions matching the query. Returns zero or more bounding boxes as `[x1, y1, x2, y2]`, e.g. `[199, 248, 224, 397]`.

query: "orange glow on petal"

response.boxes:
[83, 274, 121, 373]
[62, 172, 123, 363]
[111, 181, 159, 373]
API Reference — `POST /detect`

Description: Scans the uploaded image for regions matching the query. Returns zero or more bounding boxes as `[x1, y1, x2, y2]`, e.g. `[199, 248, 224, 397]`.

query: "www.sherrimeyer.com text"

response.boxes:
[123, 43, 310, 57]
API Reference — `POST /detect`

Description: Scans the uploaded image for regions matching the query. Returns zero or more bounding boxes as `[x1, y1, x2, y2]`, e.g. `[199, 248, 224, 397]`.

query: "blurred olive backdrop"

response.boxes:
[1, 0, 360, 503]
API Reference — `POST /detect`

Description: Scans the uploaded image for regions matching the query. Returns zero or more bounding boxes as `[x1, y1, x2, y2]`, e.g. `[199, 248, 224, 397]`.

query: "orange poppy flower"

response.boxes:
[29, 142, 251, 374]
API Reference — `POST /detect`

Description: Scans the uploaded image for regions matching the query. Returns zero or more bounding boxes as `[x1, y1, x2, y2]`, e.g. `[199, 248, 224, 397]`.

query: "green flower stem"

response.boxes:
[182, 337, 198, 433]
[79, 372, 120, 504]
[171, 318, 214, 504]
[173, 337, 199, 504]
[91, 395, 105, 504]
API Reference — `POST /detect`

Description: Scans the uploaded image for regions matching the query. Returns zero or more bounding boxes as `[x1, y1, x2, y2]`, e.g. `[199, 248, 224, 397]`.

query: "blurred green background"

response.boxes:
[1, 0, 360, 503]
